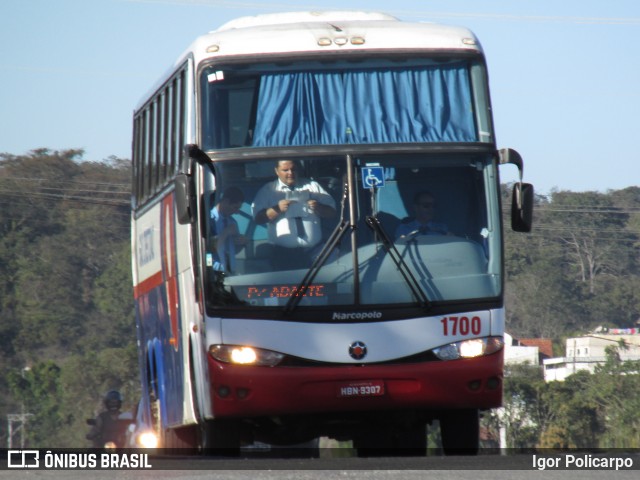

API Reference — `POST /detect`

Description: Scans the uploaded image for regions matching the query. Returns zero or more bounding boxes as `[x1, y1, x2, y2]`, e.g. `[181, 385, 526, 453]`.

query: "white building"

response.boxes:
[543, 330, 640, 382]
[504, 332, 553, 366]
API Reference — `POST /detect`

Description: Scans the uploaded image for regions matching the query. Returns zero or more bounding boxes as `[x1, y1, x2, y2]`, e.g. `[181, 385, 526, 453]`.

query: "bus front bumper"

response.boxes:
[206, 353, 502, 417]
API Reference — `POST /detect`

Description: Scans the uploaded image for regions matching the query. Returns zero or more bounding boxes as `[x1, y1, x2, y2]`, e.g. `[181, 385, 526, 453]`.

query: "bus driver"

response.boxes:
[252, 160, 336, 268]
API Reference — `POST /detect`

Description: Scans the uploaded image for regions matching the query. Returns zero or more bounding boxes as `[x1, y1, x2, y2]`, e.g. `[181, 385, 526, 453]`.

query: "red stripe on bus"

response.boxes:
[162, 193, 180, 351]
[133, 271, 164, 299]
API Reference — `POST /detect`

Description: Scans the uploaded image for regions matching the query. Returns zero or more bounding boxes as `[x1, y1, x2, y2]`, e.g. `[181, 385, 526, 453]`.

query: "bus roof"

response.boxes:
[181, 11, 482, 67]
[215, 11, 398, 31]
[137, 11, 483, 111]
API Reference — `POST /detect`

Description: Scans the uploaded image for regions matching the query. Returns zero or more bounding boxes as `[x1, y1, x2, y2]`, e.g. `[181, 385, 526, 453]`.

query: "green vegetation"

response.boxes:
[483, 349, 640, 449]
[504, 185, 640, 340]
[493, 185, 640, 449]
[1, 149, 639, 448]
[0, 149, 138, 448]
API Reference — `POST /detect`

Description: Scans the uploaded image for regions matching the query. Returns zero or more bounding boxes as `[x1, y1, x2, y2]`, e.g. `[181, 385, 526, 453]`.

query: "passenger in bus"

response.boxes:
[395, 191, 451, 240]
[210, 186, 247, 273]
[252, 160, 336, 268]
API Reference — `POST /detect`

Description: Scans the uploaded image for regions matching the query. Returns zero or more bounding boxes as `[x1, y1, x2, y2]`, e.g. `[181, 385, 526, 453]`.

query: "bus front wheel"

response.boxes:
[201, 418, 241, 456]
[439, 409, 480, 455]
[354, 423, 427, 457]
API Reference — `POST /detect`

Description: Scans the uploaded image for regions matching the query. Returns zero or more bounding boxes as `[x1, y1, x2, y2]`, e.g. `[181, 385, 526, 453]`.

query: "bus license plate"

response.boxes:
[338, 381, 385, 398]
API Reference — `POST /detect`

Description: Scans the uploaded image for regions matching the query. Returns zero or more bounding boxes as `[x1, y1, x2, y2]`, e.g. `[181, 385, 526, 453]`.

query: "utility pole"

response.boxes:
[7, 413, 32, 448]
[7, 366, 33, 448]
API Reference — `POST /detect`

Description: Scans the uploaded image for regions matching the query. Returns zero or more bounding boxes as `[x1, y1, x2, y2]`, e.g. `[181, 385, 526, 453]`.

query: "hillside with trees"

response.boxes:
[504, 185, 640, 340]
[1, 149, 639, 448]
[0, 149, 137, 447]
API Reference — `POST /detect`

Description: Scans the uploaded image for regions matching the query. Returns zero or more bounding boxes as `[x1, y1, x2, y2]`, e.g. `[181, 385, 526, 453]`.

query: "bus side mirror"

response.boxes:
[499, 148, 534, 233]
[175, 173, 194, 224]
[175, 144, 210, 225]
[511, 182, 534, 232]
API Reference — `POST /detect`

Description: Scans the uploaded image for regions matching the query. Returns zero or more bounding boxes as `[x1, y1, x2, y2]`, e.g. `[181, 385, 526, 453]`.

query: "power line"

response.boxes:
[123, 0, 640, 26]
[0, 175, 130, 189]
[2, 174, 639, 240]
[0, 190, 129, 208]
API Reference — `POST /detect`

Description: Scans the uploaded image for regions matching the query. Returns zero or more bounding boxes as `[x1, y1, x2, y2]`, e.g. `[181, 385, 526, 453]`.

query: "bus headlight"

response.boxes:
[209, 345, 285, 366]
[433, 336, 503, 361]
[136, 431, 159, 449]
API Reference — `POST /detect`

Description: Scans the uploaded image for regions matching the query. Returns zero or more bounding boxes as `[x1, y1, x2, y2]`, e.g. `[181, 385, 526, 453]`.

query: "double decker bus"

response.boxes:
[131, 11, 533, 455]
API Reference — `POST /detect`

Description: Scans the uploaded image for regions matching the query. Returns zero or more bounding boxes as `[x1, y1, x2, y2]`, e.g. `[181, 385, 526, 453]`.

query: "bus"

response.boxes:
[130, 10, 533, 455]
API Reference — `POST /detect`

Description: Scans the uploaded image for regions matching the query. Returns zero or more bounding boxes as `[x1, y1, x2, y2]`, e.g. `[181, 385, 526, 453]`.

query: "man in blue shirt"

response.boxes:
[395, 191, 450, 240]
[210, 186, 247, 273]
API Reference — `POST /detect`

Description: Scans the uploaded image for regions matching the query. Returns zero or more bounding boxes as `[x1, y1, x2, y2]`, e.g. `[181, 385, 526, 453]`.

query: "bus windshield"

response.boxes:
[203, 153, 502, 315]
[199, 57, 493, 149]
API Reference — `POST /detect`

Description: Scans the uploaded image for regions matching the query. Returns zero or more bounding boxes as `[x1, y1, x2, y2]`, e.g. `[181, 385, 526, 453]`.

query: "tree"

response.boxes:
[7, 362, 69, 447]
[12, 235, 88, 353]
[0, 150, 135, 447]
[88, 242, 136, 350]
[586, 345, 640, 448]
[503, 186, 640, 337]
[538, 371, 601, 448]
[59, 346, 139, 447]
[547, 191, 630, 295]
[535, 346, 640, 450]
[499, 364, 546, 449]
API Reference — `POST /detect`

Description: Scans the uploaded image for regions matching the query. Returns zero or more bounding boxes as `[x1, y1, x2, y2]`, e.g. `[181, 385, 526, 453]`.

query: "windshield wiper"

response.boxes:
[365, 215, 431, 309]
[283, 218, 350, 315]
[284, 162, 354, 315]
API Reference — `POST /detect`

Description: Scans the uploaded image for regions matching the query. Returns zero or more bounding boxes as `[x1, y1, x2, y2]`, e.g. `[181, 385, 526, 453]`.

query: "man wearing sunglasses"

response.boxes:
[395, 190, 450, 239]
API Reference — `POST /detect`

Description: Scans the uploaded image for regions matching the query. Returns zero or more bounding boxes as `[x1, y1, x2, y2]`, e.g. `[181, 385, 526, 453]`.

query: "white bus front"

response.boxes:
[174, 52, 532, 453]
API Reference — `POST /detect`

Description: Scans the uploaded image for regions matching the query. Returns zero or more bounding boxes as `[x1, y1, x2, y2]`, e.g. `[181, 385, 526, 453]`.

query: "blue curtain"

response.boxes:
[252, 64, 477, 146]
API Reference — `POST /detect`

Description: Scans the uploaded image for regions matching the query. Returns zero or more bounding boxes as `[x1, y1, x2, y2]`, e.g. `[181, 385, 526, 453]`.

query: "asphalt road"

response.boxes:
[2, 451, 639, 480]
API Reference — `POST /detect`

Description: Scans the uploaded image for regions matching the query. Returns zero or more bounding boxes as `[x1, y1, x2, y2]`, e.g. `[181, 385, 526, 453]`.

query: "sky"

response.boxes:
[1, 0, 639, 196]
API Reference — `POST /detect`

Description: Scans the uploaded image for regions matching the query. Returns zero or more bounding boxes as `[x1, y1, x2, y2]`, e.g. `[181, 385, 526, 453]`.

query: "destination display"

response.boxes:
[233, 283, 338, 306]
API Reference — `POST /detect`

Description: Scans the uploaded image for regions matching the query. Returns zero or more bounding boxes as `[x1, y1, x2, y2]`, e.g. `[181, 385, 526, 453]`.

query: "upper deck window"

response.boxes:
[200, 58, 491, 150]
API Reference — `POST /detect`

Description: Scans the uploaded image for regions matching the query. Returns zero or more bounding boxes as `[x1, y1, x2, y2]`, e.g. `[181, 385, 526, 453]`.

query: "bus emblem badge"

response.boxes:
[349, 341, 367, 360]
